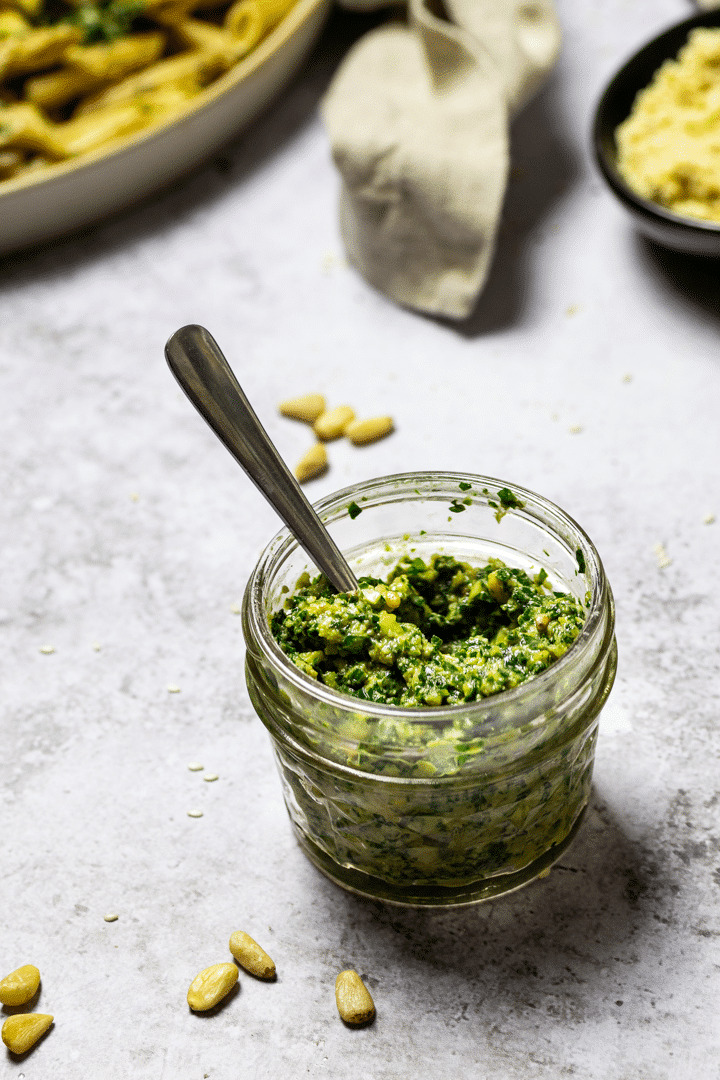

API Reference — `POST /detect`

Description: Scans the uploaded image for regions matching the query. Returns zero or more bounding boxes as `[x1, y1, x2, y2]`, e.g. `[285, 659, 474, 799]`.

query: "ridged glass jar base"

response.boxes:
[292, 807, 588, 907]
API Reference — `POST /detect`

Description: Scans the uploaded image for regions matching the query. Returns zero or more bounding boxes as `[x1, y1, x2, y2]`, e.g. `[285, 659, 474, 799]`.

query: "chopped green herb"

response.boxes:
[458, 482, 472, 491]
[347, 501, 362, 520]
[66, 0, 146, 43]
[497, 487, 525, 509]
[576, 548, 586, 574]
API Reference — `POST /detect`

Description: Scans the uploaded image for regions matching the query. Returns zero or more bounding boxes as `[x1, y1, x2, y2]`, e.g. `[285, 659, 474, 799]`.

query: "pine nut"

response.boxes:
[1, 1013, 53, 1054]
[313, 405, 355, 441]
[486, 571, 508, 602]
[295, 443, 327, 483]
[228, 932, 276, 979]
[279, 394, 326, 423]
[345, 416, 394, 445]
[186, 963, 238, 1011]
[0, 964, 40, 1006]
[335, 970, 375, 1025]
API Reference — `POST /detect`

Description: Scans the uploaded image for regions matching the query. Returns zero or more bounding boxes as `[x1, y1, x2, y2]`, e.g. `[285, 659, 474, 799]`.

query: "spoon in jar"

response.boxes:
[165, 324, 359, 594]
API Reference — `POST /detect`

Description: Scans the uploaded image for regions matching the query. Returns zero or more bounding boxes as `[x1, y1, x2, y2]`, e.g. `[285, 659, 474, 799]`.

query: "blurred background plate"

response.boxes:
[0, 0, 332, 257]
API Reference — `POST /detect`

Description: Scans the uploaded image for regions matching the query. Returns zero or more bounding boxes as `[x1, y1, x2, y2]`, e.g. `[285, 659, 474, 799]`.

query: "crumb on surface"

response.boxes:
[39, 644, 55, 654]
[703, 512, 715, 525]
[653, 542, 672, 569]
[568, 424, 583, 435]
[167, 685, 181, 693]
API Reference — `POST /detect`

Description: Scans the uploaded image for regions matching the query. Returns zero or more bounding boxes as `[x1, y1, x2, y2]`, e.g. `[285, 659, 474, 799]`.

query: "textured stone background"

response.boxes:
[2, 1, 719, 1077]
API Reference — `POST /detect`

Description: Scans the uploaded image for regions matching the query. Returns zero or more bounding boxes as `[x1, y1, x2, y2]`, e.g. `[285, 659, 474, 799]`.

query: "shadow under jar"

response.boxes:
[243, 473, 617, 907]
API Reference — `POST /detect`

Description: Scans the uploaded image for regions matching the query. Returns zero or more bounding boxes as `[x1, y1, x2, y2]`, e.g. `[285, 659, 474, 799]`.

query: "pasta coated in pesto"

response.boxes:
[0, 0, 297, 179]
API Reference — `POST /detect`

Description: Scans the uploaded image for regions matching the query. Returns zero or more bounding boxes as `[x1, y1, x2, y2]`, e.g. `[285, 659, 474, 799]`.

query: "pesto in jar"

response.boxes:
[270, 555, 586, 708]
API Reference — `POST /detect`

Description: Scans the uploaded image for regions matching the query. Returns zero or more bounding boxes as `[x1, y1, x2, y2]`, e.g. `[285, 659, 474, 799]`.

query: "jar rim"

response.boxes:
[243, 471, 612, 725]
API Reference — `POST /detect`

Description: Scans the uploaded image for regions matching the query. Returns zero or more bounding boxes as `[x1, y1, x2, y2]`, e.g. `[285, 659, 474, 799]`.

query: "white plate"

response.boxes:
[0, 0, 332, 256]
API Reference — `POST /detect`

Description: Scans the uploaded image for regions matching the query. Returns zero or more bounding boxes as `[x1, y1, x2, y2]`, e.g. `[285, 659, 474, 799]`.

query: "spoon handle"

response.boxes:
[165, 324, 359, 594]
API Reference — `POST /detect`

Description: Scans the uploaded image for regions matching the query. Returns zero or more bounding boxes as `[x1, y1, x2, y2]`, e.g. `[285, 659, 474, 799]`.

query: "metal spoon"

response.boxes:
[165, 324, 359, 594]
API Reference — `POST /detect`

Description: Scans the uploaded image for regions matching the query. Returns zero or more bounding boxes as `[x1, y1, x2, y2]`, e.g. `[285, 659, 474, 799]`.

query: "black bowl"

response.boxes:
[593, 10, 720, 257]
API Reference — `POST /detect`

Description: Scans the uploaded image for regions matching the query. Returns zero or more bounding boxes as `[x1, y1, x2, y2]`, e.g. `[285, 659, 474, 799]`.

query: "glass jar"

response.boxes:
[242, 473, 617, 907]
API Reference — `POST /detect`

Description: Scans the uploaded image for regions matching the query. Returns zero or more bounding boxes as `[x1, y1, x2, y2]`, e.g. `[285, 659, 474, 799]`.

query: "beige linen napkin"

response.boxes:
[322, 0, 560, 319]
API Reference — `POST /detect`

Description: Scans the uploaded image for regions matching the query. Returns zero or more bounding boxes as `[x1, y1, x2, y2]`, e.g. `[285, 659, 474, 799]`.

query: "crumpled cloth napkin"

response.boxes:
[321, 0, 560, 319]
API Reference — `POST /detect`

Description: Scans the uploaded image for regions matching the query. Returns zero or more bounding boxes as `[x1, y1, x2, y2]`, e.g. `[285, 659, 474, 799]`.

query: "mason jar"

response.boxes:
[242, 472, 617, 906]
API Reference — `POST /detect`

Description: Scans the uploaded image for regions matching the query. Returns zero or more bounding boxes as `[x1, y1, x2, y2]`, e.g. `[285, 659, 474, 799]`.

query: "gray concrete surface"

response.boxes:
[2, 1, 719, 1076]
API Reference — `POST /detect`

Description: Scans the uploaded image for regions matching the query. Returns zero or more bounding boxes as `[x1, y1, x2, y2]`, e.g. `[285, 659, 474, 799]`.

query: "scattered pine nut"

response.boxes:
[187, 762, 204, 771]
[187, 963, 238, 1011]
[345, 416, 394, 446]
[230, 603, 241, 615]
[2, 1013, 53, 1055]
[313, 405, 355, 441]
[187, 809, 204, 818]
[486, 571, 509, 603]
[228, 932, 276, 979]
[92, 642, 102, 651]
[703, 512, 715, 525]
[103, 913, 119, 922]
[345, 414, 395, 444]
[203, 773, 219, 782]
[39, 645, 55, 655]
[295, 443, 327, 483]
[167, 685, 181, 693]
[0, 965, 40, 1007]
[335, 970, 375, 1025]
[279, 394, 326, 424]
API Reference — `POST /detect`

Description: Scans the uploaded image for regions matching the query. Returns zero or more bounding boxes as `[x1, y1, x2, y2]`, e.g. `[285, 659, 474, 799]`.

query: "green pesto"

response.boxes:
[271, 554, 586, 708]
[32, 0, 146, 43]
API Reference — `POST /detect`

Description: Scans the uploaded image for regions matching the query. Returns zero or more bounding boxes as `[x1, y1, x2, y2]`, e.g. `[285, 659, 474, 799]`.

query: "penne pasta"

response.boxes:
[0, 102, 68, 157]
[5, 0, 43, 17]
[0, 25, 81, 80]
[0, 0, 299, 180]
[74, 47, 228, 114]
[0, 10, 32, 36]
[224, 0, 295, 44]
[0, 147, 24, 177]
[25, 67, 105, 111]
[60, 99, 160, 154]
[64, 32, 167, 80]
[171, 19, 256, 65]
